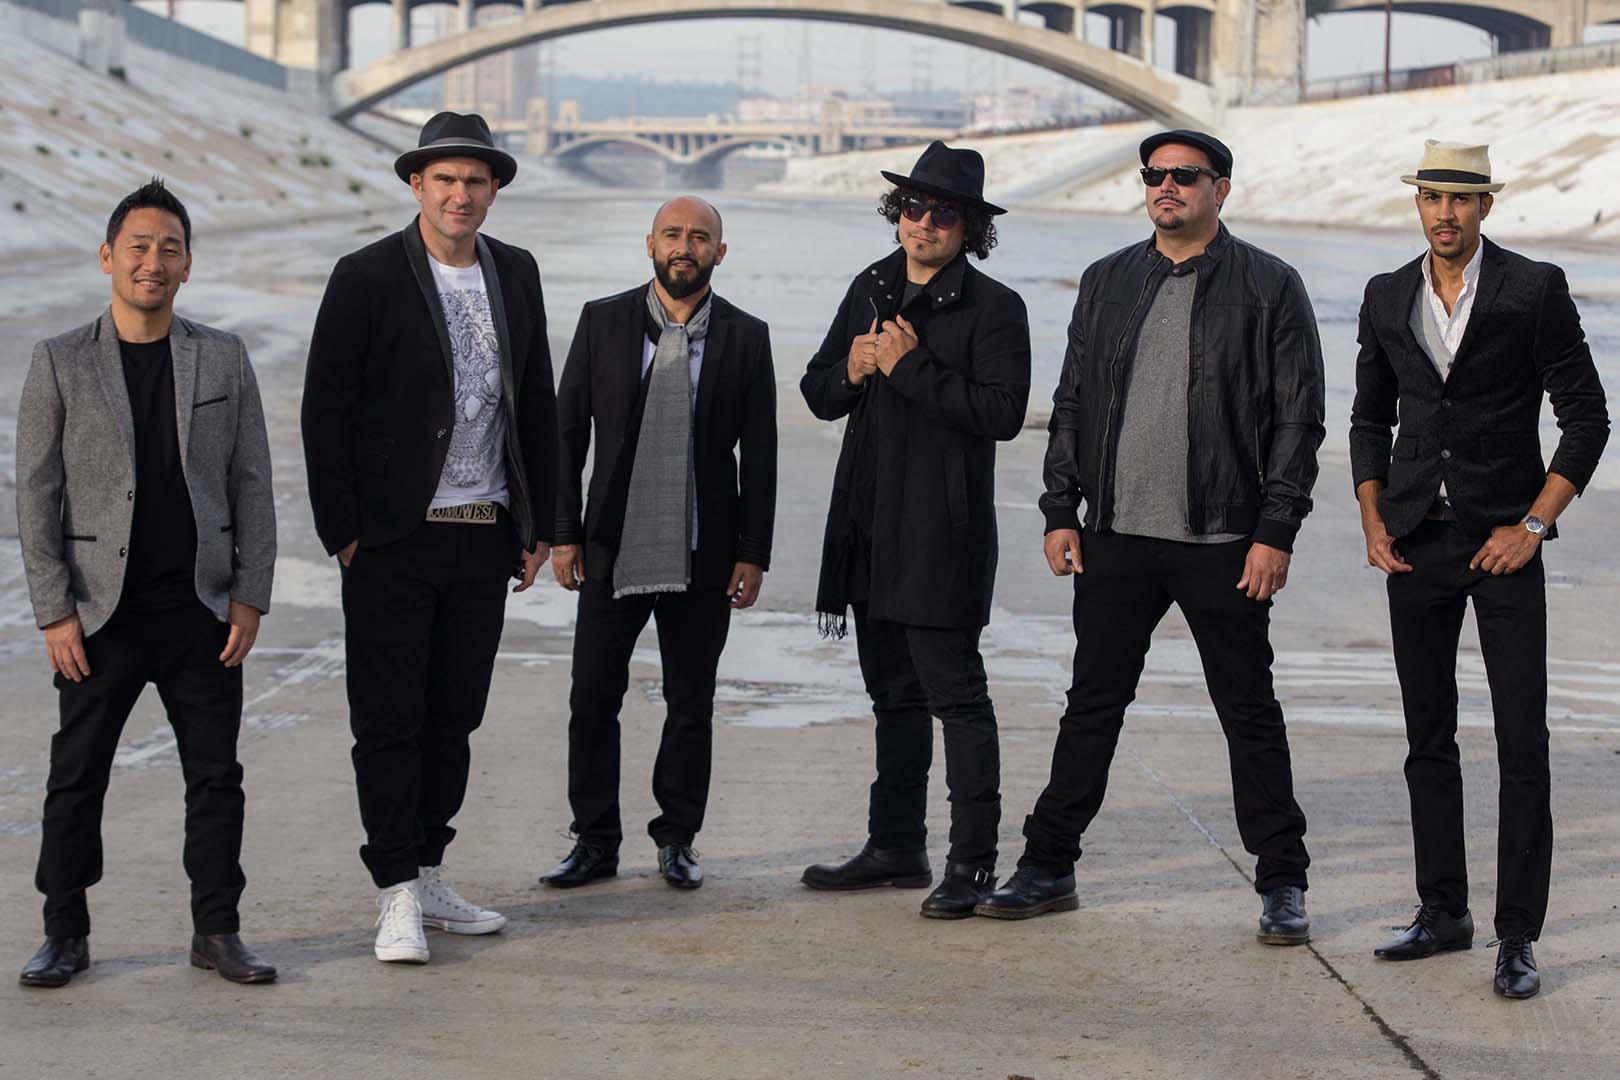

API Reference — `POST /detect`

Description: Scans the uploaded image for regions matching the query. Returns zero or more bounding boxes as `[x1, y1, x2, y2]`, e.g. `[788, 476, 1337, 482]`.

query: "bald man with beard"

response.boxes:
[540, 197, 778, 891]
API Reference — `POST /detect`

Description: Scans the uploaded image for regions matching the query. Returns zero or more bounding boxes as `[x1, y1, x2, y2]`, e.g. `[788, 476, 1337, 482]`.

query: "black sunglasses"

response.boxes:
[1139, 165, 1222, 187]
[900, 195, 964, 229]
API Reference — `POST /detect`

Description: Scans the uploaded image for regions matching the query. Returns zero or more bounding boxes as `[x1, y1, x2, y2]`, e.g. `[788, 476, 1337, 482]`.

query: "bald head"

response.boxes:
[647, 195, 727, 304]
[653, 195, 723, 241]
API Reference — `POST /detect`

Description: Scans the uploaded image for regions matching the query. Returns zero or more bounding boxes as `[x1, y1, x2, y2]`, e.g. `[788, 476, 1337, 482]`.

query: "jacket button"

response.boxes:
[878, 279, 886, 285]
[437, 428, 447, 439]
[126, 490, 134, 501]
[118, 546, 127, 557]
[1441, 399, 1452, 408]
[1440, 449, 1452, 460]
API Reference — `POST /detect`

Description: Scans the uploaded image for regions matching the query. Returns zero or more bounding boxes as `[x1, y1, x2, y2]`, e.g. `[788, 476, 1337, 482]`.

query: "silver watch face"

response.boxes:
[1524, 515, 1547, 535]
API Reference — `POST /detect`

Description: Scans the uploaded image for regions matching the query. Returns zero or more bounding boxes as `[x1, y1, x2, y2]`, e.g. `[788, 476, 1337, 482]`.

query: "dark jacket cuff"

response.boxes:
[1251, 516, 1300, 553]
[553, 520, 584, 546]
[736, 545, 772, 572]
[1042, 504, 1082, 534]
[1547, 452, 1599, 496]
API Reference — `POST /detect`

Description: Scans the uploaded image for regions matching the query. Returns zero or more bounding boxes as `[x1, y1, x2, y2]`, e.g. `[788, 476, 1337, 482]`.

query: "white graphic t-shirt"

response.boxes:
[428, 254, 509, 510]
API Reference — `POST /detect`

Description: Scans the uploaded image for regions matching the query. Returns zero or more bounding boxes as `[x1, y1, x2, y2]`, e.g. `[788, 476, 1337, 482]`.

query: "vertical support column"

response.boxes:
[523, 0, 537, 10]
[1171, 9, 1212, 80]
[460, 0, 474, 34]
[1141, 0, 1155, 63]
[1110, 9, 1143, 56]
[336, 0, 350, 72]
[392, 0, 411, 50]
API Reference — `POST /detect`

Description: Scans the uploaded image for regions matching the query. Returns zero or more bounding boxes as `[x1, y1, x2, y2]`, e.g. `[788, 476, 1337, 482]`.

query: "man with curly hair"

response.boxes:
[800, 142, 1031, 920]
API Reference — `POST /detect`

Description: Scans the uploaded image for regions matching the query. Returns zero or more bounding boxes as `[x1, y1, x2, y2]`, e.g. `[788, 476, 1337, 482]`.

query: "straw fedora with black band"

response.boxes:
[881, 140, 1007, 216]
[393, 111, 518, 187]
[1400, 140, 1506, 194]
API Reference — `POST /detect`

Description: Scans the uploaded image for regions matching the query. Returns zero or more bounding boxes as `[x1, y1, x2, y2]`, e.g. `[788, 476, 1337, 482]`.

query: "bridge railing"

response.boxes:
[1304, 40, 1620, 102]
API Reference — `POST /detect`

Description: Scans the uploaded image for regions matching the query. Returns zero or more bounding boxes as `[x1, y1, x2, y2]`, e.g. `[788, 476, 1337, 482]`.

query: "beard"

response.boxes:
[655, 255, 714, 300]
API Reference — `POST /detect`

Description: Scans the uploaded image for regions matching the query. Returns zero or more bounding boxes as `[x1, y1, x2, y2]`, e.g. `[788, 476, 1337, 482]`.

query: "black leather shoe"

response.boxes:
[190, 933, 277, 984]
[801, 842, 932, 891]
[1374, 904, 1474, 960]
[1493, 935, 1540, 999]
[973, 865, 1079, 920]
[18, 936, 89, 988]
[1258, 885, 1311, 945]
[539, 841, 618, 888]
[919, 864, 996, 920]
[657, 844, 703, 890]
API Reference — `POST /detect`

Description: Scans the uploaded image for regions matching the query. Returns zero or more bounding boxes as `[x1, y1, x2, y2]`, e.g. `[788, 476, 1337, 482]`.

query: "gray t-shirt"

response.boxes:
[1110, 269, 1244, 544]
[428, 255, 509, 509]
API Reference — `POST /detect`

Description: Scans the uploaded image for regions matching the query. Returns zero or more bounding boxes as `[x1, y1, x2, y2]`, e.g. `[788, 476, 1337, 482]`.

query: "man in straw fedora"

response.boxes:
[302, 111, 558, 965]
[1350, 139, 1608, 998]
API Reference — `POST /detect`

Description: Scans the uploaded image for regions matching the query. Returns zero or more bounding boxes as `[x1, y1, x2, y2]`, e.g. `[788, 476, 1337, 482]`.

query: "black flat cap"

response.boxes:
[394, 111, 517, 187]
[1139, 129, 1233, 178]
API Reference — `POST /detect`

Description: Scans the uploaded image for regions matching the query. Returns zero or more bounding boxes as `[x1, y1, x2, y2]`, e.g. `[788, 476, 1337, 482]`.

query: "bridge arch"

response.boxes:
[335, 0, 1221, 128]
[549, 132, 805, 167]
[1315, 0, 1558, 52]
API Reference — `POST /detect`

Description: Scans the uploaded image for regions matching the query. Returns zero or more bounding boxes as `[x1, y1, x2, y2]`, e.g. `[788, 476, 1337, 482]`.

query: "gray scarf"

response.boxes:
[613, 284, 710, 598]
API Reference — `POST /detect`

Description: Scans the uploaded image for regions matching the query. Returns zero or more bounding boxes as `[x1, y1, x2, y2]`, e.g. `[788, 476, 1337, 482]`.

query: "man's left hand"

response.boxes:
[1236, 543, 1291, 602]
[727, 562, 764, 609]
[874, 315, 919, 376]
[514, 542, 552, 592]
[219, 601, 262, 667]
[1469, 524, 1541, 575]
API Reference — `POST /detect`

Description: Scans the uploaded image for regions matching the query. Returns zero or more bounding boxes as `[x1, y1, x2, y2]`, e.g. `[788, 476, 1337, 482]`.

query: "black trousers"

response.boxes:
[853, 604, 1001, 869]
[36, 602, 245, 937]
[566, 576, 732, 851]
[1020, 532, 1310, 892]
[342, 518, 515, 888]
[1386, 519, 1550, 939]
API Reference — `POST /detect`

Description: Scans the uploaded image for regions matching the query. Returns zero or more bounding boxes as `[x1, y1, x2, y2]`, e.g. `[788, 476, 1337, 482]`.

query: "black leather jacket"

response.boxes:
[1040, 224, 1325, 552]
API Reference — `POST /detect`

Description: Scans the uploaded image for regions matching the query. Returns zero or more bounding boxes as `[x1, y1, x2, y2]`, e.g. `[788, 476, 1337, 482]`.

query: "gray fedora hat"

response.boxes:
[393, 111, 517, 187]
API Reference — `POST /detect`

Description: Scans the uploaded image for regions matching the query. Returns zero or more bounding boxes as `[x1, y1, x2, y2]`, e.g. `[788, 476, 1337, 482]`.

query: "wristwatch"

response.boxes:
[1523, 515, 1547, 535]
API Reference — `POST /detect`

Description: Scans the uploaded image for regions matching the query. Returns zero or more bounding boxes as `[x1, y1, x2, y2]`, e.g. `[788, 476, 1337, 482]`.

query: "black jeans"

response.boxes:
[852, 604, 1001, 869]
[342, 518, 515, 888]
[566, 576, 732, 851]
[36, 602, 245, 937]
[1386, 519, 1550, 939]
[1020, 532, 1310, 893]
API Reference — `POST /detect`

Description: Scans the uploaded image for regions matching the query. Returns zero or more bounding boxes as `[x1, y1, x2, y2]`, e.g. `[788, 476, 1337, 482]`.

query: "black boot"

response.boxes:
[1493, 935, 1540, 999]
[801, 843, 932, 891]
[974, 864, 1079, 920]
[1374, 904, 1473, 960]
[19, 937, 89, 989]
[657, 844, 703, 890]
[190, 933, 277, 984]
[919, 864, 995, 920]
[1257, 885, 1311, 946]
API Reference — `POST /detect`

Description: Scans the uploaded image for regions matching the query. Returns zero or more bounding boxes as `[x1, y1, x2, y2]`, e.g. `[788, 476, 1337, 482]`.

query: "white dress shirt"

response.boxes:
[1418, 240, 1483, 365]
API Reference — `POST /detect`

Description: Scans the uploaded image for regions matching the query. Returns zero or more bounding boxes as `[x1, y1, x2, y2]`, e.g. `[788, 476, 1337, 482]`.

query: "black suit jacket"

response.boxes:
[1350, 237, 1608, 540]
[802, 249, 1031, 629]
[302, 218, 558, 555]
[554, 286, 776, 591]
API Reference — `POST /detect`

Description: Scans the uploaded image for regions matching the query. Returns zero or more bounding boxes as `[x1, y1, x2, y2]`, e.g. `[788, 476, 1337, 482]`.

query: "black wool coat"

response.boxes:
[554, 286, 777, 591]
[802, 248, 1031, 630]
[1350, 237, 1609, 540]
[301, 218, 559, 555]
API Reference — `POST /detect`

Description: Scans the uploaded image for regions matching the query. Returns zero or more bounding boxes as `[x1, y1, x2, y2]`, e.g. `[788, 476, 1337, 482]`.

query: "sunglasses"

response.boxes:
[1139, 165, 1222, 187]
[900, 195, 964, 229]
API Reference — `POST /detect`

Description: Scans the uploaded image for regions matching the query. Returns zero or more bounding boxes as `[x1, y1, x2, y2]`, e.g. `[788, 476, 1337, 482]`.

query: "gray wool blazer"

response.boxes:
[15, 309, 276, 638]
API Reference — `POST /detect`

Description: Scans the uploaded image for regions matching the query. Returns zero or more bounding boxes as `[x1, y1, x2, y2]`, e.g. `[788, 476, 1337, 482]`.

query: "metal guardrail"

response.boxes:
[1305, 41, 1620, 102]
[10, 0, 288, 90]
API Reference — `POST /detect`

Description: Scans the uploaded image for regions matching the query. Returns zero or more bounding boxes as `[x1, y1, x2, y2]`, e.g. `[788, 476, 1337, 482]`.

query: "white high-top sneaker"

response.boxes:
[418, 865, 507, 935]
[374, 880, 430, 963]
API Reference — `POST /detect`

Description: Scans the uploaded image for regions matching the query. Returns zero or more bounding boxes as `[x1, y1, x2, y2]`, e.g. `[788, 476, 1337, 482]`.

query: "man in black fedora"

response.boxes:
[978, 130, 1325, 944]
[799, 141, 1031, 919]
[1353, 140, 1608, 999]
[302, 111, 558, 964]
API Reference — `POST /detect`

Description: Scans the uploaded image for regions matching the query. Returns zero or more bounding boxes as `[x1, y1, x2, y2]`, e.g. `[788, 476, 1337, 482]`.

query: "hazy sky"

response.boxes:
[148, 2, 1619, 102]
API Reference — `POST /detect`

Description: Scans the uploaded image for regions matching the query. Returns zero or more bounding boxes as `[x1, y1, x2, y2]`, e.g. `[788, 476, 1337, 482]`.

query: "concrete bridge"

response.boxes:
[1316, 0, 1620, 53]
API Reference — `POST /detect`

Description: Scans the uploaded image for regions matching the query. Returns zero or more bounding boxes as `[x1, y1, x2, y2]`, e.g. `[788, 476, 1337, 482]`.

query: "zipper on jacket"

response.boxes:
[1097, 257, 1163, 530]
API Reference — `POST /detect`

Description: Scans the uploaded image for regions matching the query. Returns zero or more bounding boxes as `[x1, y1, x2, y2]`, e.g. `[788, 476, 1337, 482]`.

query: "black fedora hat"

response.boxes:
[881, 140, 1006, 216]
[393, 111, 518, 187]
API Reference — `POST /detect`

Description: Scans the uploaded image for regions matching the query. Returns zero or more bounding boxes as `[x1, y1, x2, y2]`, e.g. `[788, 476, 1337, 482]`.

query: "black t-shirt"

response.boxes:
[118, 338, 198, 613]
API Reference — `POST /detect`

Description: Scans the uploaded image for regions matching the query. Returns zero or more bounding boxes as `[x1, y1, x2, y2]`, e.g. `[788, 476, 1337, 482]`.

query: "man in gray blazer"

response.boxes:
[14, 180, 278, 988]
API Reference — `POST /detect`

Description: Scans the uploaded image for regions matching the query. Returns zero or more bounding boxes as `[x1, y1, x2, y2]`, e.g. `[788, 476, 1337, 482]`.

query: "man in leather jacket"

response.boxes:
[977, 131, 1326, 945]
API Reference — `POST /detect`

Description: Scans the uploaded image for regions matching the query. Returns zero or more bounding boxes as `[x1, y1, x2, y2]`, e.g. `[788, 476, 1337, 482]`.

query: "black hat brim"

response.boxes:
[880, 170, 1007, 215]
[394, 143, 518, 187]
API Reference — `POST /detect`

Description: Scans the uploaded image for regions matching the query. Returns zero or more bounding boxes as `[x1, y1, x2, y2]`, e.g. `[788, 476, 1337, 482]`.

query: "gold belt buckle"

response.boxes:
[426, 501, 499, 525]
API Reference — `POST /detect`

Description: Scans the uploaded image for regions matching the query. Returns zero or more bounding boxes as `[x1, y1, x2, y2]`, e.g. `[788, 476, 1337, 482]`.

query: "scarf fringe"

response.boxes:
[817, 611, 848, 640]
[613, 583, 689, 599]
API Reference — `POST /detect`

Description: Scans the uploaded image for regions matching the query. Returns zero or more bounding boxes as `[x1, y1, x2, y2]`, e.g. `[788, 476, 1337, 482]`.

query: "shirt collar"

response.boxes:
[1420, 239, 1483, 296]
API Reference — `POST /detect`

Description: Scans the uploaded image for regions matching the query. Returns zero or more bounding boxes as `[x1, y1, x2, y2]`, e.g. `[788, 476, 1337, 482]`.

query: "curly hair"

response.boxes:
[878, 185, 998, 260]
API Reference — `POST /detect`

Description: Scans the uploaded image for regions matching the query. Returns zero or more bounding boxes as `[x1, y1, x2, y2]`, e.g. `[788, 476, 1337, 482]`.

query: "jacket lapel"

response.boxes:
[1389, 256, 1441, 387]
[1448, 237, 1504, 368]
[170, 317, 199, 476]
[475, 235, 518, 405]
[93, 308, 137, 467]
[695, 294, 729, 444]
[401, 217, 456, 386]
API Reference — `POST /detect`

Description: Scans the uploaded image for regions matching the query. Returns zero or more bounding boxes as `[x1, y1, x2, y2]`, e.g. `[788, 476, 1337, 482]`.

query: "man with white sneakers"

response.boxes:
[302, 112, 558, 963]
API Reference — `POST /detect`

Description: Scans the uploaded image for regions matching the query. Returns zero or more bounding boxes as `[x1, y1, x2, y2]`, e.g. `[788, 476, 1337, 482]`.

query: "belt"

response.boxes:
[426, 501, 500, 525]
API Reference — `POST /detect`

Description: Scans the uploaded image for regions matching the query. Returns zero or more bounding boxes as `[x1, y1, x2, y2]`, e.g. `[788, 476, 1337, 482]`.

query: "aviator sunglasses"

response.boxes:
[1139, 165, 1222, 187]
[900, 195, 964, 229]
